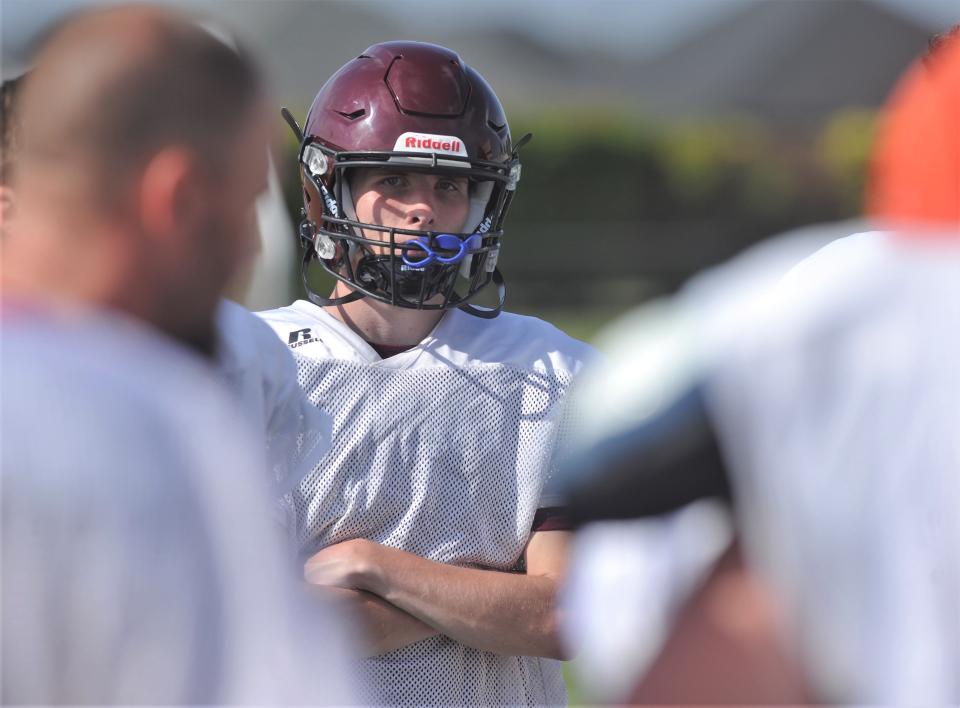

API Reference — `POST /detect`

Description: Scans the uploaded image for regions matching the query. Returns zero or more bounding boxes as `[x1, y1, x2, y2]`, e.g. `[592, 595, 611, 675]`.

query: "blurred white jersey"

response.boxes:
[215, 300, 331, 515]
[258, 301, 592, 706]
[564, 230, 960, 703]
[697, 232, 960, 703]
[1, 312, 356, 705]
[560, 221, 846, 704]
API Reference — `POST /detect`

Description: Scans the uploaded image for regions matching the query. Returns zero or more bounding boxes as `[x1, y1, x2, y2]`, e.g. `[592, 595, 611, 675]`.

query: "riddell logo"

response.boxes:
[405, 136, 461, 152]
[394, 132, 467, 157]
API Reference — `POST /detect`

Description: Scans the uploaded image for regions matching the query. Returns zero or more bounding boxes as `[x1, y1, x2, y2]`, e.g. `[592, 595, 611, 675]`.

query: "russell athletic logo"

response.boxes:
[394, 132, 468, 157]
[288, 328, 321, 348]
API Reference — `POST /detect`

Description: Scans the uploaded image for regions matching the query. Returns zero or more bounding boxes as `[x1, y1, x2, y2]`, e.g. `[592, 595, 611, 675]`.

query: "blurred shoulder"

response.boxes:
[217, 298, 273, 337]
[217, 299, 291, 362]
[781, 231, 892, 289]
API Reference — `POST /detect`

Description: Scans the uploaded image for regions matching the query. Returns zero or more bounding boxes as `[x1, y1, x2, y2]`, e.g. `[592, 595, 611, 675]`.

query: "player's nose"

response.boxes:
[403, 183, 437, 229]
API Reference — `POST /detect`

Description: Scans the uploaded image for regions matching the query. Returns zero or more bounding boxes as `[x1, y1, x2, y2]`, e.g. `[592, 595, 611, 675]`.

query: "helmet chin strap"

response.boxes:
[300, 247, 365, 308]
[458, 268, 505, 319]
[305, 288, 366, 309]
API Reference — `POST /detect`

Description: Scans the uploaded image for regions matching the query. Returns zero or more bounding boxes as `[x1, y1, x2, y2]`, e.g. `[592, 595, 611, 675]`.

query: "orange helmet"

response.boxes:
[867, 34, 960, 230]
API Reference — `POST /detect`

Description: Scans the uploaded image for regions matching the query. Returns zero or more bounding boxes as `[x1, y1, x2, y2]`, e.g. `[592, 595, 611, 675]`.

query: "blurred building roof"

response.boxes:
[629, 0, 938, 129]
[174, 1, 626, 113]
[4, 0, 943, 126]
[210, 0, 939, 129]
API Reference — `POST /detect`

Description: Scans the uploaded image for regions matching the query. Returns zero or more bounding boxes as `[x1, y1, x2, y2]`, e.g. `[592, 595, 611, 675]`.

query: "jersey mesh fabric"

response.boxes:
[260, 303, 589, 706]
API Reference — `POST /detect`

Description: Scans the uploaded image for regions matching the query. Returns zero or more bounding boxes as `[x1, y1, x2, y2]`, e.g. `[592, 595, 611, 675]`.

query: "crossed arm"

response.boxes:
[304, 530, 571, 659]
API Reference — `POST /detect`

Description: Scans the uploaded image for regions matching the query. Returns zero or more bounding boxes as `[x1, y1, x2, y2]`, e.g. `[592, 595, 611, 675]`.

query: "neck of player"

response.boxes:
[325, 280, 445, 348]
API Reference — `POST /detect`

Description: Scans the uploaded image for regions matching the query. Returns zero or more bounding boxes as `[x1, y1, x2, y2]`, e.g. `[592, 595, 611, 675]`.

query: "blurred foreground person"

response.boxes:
[560, 36, 960, 704]
[559, 218, 858, 703]
[1, 6, 354, 704]
[1, 68, 327, 539]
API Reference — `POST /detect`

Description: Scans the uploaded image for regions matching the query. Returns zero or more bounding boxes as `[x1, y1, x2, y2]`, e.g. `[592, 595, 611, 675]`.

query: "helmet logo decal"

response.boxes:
[475, 216, 492, 235]
[320, 188, 340, 218]
[394, 132, 467, 157]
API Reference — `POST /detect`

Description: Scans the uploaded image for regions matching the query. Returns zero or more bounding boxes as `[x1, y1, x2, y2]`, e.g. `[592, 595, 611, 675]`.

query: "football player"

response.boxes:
[559, 32, 960, 704]
[258, 41, 593, 705]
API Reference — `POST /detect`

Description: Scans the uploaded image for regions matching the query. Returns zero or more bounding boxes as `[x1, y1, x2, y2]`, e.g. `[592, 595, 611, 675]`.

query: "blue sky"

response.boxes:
[3, 0, 957, 71]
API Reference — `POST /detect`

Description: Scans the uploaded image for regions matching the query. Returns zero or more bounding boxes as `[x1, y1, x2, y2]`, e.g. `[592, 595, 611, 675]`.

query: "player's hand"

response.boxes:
[304, 538, 378, 589]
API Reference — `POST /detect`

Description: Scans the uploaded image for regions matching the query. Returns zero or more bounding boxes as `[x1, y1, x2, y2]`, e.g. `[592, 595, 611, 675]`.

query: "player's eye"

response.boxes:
[436, 178, 467, 193]
[379, 174, 406, 188]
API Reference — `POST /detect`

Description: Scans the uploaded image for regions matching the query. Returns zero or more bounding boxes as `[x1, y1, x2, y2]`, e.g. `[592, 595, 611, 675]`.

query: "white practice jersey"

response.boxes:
[1, 312, 356, 705]
[700, 232, 960, 703]
[258, 301, 593, 706]
[559, 223, 846, 704]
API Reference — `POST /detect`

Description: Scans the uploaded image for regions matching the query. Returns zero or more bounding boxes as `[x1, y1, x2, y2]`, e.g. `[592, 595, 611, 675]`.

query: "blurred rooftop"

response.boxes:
[170, 0, 947, 130]
[628, 0, 936, 130]
[3, 0, 953, 128]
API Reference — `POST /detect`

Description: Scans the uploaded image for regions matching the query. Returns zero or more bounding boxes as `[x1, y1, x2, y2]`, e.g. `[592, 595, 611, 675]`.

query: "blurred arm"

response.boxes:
[565, 385, 733, 526]
[555, 299, 734, 525]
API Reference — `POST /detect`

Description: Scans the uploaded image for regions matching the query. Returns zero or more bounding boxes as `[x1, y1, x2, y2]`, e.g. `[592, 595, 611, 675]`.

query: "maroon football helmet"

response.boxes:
[283, 41, 529, 317]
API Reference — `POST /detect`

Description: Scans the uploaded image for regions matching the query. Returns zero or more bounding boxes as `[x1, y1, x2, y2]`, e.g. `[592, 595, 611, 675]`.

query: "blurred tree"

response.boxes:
[276, 106, 872, 315]
[817, 109, 878, 214]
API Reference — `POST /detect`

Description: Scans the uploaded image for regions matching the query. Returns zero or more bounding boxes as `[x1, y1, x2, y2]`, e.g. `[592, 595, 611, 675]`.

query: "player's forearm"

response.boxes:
[359, 546, 568, 659]
[310, 585, 438, 656]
